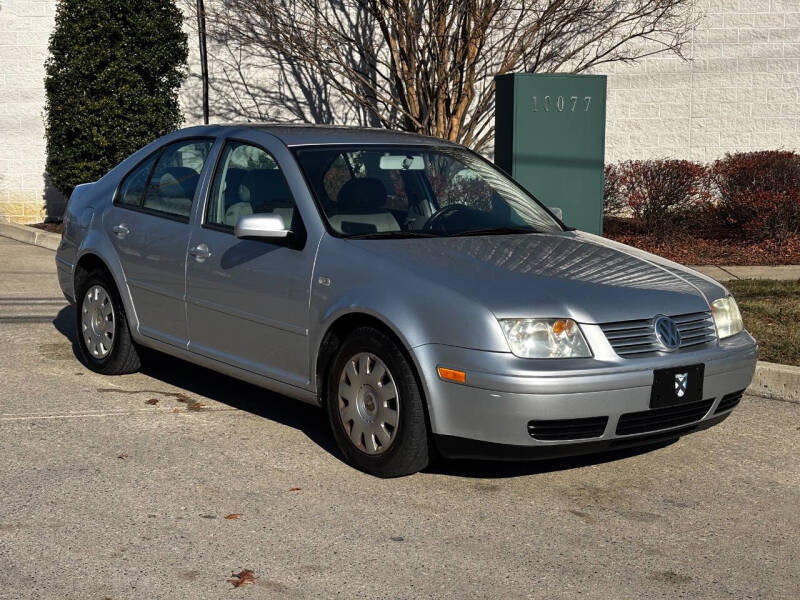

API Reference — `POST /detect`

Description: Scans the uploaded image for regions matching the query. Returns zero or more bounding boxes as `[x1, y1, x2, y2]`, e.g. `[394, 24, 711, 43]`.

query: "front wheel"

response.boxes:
[326, 327, 429, 477]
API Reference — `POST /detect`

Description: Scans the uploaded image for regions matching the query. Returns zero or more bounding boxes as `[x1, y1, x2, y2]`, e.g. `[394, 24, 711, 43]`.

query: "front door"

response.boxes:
[106, 138, 214, 347]
[185, 139, 315, 388]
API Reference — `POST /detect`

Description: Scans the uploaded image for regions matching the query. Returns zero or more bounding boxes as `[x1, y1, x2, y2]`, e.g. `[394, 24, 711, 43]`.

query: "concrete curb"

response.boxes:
[747, 361, 800, 404]
[0, 221, 61, 251]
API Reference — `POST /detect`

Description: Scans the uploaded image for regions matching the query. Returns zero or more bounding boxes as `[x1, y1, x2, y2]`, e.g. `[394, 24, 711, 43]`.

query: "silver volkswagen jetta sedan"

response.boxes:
[56, 124, 758, 477]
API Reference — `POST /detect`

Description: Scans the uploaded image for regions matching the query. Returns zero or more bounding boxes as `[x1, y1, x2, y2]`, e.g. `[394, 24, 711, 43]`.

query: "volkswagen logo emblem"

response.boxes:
[654, 315, 681, 351]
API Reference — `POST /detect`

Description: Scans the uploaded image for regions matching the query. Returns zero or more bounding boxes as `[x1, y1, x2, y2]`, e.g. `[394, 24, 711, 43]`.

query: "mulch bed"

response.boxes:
[603, 218, 800, 265]
[606, 233, 800, 266]
[29, 222, 64, 234]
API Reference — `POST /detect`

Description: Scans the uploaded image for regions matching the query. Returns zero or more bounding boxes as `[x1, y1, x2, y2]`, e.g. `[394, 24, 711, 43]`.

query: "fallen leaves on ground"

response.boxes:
[224, 513, 242, 520]
[187, 402, 206, 411]
[288, 487, 301, 492]
[117, 454, 128, 460]
[605, 228, 800, 266]
[145, 398, 159, 405]
[227, 569, 257, 588]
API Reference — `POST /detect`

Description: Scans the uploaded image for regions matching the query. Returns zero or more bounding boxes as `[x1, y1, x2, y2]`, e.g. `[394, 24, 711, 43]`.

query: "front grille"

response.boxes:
[715, 389, 745, 414]
[615, 399, 714, 436]
[600, 311, 717, 357]
[528, 416, 609, 441]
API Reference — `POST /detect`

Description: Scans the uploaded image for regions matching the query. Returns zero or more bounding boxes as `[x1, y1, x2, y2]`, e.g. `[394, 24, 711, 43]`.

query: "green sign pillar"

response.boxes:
[494, 73, 607, 234]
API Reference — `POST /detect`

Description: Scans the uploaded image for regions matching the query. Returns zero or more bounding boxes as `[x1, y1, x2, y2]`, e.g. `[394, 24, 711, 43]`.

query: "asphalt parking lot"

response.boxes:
[0, 235, 798, 599]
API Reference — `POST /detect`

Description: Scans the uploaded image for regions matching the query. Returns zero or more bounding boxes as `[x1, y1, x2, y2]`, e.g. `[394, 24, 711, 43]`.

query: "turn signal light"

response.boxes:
[437, 367, 466, 384]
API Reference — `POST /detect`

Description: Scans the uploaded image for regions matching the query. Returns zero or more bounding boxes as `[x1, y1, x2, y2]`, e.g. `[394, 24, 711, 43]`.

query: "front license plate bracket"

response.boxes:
[650, 364, 704, 408]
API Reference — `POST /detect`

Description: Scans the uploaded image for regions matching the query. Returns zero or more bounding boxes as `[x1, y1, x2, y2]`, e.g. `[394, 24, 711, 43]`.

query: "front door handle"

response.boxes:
[112, 223, 130, 238]
[189, 243, 212, 262]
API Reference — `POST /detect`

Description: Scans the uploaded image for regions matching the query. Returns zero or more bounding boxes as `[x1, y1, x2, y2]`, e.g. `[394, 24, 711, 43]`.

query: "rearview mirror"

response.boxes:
[379, 154, 424, 170]
[234, 214, 290, 241]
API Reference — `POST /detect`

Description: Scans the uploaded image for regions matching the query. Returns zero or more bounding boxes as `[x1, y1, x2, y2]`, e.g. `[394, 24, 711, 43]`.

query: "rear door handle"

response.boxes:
[112, 223, 130, 238]
[189, 243, 211, 261]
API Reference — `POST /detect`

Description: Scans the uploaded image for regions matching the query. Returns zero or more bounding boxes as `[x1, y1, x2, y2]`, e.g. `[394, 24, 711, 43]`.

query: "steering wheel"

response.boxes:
[422, 203, 471, 233]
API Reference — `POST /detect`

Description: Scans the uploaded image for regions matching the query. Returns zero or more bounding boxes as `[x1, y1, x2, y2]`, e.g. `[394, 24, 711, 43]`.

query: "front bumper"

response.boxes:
[413, 330, 758, 459]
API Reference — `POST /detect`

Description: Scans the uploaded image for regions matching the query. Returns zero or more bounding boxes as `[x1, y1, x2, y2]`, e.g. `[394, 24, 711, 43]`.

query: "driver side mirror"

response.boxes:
[234, 214, 290, 241]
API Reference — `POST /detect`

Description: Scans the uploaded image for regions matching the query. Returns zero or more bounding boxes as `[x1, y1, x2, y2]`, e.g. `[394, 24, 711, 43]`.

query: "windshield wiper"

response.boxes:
[447, 227, 539, 237]
[345, 231, 440, 240]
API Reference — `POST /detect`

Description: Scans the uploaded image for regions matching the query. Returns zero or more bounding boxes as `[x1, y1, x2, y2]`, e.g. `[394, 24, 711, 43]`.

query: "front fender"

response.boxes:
[307, 236, 511, 390]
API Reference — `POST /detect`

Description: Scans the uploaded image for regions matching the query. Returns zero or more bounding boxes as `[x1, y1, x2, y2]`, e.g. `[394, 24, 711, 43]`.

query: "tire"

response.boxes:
[326, 327, 429, 477]
[74, 268, 141, 375]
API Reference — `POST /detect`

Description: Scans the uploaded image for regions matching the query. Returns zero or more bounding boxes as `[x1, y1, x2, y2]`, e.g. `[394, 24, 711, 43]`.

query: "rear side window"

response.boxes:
[115, 138, 213, 220]
[143, 139, 214, 219]
[117, 153, 157, 207]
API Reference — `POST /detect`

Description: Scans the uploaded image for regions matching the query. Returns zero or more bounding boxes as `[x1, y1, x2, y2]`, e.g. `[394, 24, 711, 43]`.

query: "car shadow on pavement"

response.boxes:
[424, 440, 678, 479]
[53, 305, 678, 479]
[53, 305, 339, 459]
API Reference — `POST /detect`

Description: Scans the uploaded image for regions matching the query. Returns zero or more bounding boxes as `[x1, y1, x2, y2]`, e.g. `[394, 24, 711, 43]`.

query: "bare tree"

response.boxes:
[195, 0, 695, 151]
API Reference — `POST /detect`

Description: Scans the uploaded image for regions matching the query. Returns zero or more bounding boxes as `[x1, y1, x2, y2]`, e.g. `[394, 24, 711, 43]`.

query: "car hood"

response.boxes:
[348, 231, 726, 324]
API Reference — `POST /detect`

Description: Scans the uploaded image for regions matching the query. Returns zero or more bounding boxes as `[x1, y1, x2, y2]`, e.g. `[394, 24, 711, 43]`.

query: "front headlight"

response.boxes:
[711, 295, 744, 338]
[499, 318, 591, 358]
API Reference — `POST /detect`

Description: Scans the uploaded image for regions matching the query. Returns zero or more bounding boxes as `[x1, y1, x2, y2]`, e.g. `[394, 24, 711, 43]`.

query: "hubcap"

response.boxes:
[338, 352, 399, 455]
[81, 285, 115, 359]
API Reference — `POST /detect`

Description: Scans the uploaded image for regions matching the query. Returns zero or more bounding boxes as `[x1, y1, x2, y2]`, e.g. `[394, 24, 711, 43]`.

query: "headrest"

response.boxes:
[158, 167, 199, 198]
[337, 178, 387, 212]
[241, 169, 293, 207]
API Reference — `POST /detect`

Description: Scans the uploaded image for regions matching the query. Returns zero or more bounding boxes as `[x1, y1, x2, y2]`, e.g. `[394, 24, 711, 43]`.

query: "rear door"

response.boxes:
[105, 138, 214, 347]
[185, 135, 316, 388]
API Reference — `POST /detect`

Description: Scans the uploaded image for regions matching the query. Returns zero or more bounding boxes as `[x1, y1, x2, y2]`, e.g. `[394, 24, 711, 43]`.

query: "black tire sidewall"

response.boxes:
[74, 270, 139, 374]
[326, 327, 428, 477]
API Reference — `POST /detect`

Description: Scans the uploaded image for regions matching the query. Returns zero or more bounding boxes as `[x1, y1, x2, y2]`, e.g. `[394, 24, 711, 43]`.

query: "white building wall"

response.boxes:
[0, 0, 56, 224]
[0, 0, 798, 224]
[603, 0, 800, 163]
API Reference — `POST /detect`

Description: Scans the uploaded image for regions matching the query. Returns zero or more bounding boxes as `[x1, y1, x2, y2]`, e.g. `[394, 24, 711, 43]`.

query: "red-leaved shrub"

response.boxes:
[710, 151, 800, 240]
[603, 163, 626, 217]
[615, 160, 710, 237]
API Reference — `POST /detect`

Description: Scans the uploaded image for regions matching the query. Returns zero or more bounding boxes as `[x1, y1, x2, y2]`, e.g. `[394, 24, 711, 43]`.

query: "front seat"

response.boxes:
[328, 178, 399, 234]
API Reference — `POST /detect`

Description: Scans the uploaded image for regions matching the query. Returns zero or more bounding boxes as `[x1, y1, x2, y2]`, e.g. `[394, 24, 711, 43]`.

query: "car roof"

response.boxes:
[190, 123, 461, 148]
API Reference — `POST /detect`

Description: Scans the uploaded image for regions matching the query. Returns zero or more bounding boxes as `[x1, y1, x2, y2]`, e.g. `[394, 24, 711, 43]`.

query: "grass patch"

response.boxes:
[725, 279, 800, 366]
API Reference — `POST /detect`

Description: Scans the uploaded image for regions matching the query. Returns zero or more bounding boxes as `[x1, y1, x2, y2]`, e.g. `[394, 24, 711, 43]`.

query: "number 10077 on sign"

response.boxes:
[532, 95, 591, 113]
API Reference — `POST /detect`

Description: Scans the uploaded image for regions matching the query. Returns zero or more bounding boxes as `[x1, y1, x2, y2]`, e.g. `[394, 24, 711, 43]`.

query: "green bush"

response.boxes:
[44, 0, 188, 198]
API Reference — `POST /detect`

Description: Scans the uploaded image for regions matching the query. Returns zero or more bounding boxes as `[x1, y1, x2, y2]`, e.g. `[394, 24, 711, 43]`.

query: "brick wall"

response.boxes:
[0, 0, 798, 225]
[603, 0, 800, 163]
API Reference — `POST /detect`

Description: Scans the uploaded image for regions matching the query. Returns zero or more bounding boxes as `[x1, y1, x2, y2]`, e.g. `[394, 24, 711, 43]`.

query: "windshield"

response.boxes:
[294, 145, 563, 238]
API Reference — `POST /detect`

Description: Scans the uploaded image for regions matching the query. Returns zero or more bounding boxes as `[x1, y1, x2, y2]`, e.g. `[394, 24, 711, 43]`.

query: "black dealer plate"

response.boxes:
[650, 364, 705, 408]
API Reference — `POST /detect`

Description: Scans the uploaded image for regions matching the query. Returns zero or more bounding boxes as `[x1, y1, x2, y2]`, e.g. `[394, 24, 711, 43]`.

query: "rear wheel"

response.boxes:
[326, 327, 429, 477]
[75, 269, 141, 375]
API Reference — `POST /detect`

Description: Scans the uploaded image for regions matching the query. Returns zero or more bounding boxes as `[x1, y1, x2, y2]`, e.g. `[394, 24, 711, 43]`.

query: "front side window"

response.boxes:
[206, 142, 296, 230]
[142, 139, 214, 219]
[294, 145, 563, 238]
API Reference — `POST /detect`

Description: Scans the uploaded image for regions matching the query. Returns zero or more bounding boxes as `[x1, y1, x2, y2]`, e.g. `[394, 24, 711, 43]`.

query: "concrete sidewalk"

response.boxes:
[693, 264, 800, 281]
